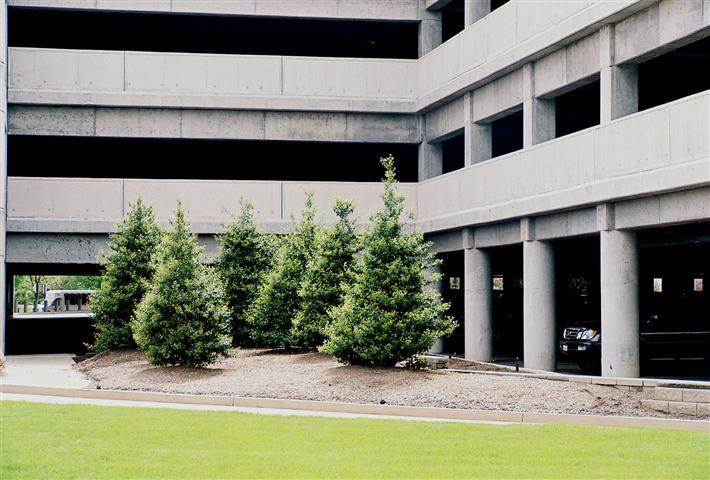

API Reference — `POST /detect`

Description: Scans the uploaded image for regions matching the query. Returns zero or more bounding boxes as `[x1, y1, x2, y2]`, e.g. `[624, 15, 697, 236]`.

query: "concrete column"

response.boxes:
[464, 243, 493, 361]
[418, 141, 443, 181]
[0, 0, 7, 358]
[599, 25, 638, 123]
[464, 92, 492, 166]
[465, 0, 491, 26]
[522, 63, 555, 147]
[428, 261, 446, 354]
[600, 229, 640, 378]
[522, 220, 556, 371]
[418, 2, 442, 57]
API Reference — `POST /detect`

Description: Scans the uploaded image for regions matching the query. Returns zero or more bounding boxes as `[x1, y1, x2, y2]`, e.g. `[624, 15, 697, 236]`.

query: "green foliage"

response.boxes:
[322, 156, 454, 367]
[91, 199, 161, 351]
[292, 199, 358, 350]
[133, 205, 231, 367]
[63, 276, 101, 290]
[216, 200, 275, 347]
[248, 193, 320, 348]
[12, 276, 36, 306]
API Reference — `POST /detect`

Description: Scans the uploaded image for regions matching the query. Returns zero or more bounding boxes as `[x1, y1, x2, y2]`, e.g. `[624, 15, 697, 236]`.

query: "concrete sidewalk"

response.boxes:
[1, 354, 92, 389]
[1, 392, 507, 424]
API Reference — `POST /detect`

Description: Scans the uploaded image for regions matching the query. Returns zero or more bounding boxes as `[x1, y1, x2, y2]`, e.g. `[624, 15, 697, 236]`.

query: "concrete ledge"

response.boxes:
[2, 384, 708, 431]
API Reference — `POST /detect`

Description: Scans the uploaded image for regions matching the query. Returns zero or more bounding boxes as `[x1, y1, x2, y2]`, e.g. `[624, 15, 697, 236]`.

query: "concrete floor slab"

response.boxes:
[1, 354, 92, 389]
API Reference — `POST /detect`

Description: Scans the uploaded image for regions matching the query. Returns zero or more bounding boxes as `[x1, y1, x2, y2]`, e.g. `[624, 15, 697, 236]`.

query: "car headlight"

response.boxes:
[578, 329, 598, 340]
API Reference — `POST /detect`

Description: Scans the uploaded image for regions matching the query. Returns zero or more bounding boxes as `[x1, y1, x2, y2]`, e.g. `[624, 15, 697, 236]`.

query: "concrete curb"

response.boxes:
[2, 384, 707, 431]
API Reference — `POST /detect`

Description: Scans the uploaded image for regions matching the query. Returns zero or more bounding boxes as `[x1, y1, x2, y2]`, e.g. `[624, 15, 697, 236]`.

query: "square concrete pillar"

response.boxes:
[464, 242, 493, 361]
[418, 141, 443, 181]
[600, 229, 640, 378]
[419, 0, 441, 57]
[523, 232, 556, 372]
[465, 0, 491, 26]
[523, 64, 555, 147]
[599, 25, 638, 123]
[464, 92, 492, 166]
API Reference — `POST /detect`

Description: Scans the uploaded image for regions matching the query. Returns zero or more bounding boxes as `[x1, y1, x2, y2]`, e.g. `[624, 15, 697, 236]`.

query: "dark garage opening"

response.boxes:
[554, 78, 601, 138]
[441, 0, 465, 43]
[8, 6, 419, 59]
[441, 132, 465, 174]
[490, 245, 523, 362]
[554, 235, 601, 374]
[5, 264, 101, 355]
[8, 136, 419, 183]
[638, 223, 710, 379]
[439, 250, 465, 356]
[638, 35, 710, 111]
[491, 109, 523, 159]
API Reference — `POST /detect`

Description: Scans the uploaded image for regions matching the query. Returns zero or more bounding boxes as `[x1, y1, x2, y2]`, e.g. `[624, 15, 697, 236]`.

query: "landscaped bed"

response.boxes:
[77, 349, 699, 419]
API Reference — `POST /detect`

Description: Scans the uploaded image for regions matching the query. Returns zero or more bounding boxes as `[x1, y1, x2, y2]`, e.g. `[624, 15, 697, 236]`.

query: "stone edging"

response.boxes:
[1, 384, 707, 432]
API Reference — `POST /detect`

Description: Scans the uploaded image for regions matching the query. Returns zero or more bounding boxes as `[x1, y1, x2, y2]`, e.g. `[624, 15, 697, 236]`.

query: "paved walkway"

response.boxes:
[0, 392, 506, 424]
[1, 354, 92, 389]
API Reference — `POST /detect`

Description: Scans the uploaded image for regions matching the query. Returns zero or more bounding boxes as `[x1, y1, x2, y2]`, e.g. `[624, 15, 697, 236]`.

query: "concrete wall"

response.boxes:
[8, 105, 420, 143]
[6, 0, 424, 21]
[416, 91, 710, 232]
[7, 178, 418, 234]
[9, 48, 418, 113]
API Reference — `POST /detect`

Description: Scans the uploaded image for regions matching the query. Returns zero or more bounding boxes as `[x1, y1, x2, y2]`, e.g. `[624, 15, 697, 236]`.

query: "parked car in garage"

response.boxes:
[559, 315, 710, 373]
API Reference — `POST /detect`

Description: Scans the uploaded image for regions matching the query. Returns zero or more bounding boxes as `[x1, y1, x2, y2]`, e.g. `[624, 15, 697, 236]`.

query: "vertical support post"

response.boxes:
[464, 228, 493, 361]
[599, 25, 638, 124]
[522, 218, 556, 371]
[464, 0, 491, 26]
[464, 93, 492, 166]
[600, 228, 640, 378]
[522, 63, 555, 147]
[419, 1, 442, 56]
[418, 141, 443, 181]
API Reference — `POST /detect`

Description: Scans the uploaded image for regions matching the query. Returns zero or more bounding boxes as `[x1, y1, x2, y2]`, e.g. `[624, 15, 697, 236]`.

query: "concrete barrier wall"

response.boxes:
[9, 48, 417, 102]
[6, 0, 422, 21]
[416, 91, 710, 225]
[7, 177, 418, 232]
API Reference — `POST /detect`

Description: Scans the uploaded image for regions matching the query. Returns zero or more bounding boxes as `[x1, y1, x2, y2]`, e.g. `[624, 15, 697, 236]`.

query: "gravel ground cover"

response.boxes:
[78, 349, 699, 419]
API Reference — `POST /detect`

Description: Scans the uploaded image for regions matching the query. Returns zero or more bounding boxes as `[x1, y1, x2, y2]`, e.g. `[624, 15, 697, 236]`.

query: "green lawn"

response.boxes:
[1, 401, 707, 479]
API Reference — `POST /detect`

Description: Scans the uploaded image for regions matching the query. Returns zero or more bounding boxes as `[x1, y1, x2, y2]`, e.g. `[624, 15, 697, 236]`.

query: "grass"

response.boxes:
[1, 401, 708, 479]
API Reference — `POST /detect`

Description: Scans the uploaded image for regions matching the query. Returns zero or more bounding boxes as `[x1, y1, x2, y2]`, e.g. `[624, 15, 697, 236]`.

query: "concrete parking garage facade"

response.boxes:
[0, 0, 708, 377]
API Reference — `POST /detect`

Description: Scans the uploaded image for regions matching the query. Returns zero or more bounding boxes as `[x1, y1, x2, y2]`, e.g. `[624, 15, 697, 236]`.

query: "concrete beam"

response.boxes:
[8, 105, 421, 143]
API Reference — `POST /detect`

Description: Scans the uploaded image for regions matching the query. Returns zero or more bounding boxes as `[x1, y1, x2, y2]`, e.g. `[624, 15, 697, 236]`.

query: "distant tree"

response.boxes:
[322, 156, 454, 367]
[91, 199, 161, 351]
[63, 276, 101, 290]
[292, 199, 358, 350]
[133, 205, 231, 367]
[248, 193, 320, 348]
[216, 200, 275, 347]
